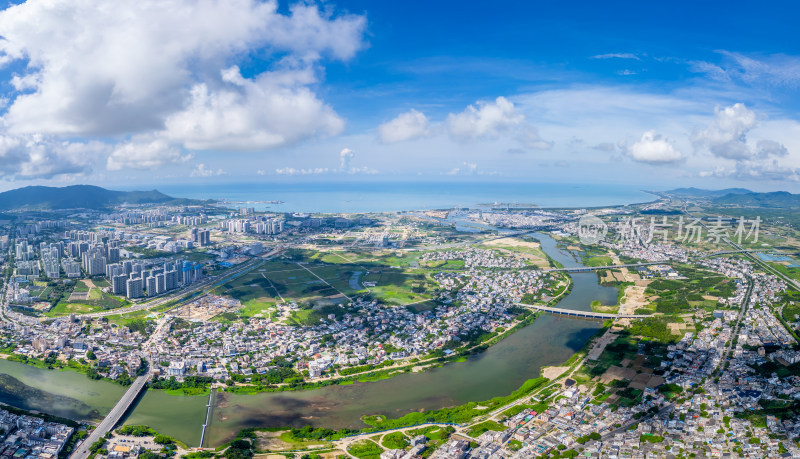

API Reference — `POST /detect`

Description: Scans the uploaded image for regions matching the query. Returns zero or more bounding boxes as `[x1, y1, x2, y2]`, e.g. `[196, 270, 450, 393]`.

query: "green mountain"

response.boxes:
[0, 185, 194, 210]
[713, 191, 800, 208]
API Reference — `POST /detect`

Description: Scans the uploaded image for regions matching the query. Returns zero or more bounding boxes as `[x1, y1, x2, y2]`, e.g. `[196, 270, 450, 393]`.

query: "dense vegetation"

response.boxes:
[645, 266, 735, 314]
[627, 317, 682, 343]
[362, 377, 548, 430]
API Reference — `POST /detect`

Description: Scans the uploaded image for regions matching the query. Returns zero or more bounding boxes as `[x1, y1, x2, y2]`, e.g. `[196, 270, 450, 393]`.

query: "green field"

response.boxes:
[44, 290, 128, 317]
[46, 301, 103, 316]
[239, 299, 277, 318]
[768, 262, 800, 282]
[213, 257, 435, 313]
[644, 265, 735, 314]
[584, 256, 613, 267]
[213, 261, 349, 305]
[92, 278, 111, 288]
[466, 420, 507, 437]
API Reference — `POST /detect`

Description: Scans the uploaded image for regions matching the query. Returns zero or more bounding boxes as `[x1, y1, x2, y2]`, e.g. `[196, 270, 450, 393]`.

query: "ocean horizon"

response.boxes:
[152, 181, 662, 213]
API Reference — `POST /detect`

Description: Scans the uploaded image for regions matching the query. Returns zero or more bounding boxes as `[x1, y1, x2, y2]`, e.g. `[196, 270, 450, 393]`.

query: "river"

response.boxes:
[0, 232, 616, 447]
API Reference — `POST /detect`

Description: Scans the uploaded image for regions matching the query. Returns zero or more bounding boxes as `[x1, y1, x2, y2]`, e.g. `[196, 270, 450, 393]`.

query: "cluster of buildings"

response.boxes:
[402, 253, 800, 458]
[108, 259, 203, 299]
[475, 211, 565, 229]
[218, 217, 285, 235]
[421, 248, 527, 269]
[0, 409, 74, 459]
[2, 315, 146, 380]
[144, 250, 551, 381]
[147, 293, 523, 381]
[611, 240, 694, 264]
[5, 225, 210, 306]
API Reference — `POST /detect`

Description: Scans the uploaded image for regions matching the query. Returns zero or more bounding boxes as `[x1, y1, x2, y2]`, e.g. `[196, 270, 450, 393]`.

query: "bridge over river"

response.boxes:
[544, 262, 666, 273]
[71, 374, 150, 459]
[524, 304, 651, 320]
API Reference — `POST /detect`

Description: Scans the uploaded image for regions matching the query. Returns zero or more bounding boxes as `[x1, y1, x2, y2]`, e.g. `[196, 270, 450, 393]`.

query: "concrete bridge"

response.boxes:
[71, 374, 150, 459]
[525, 304, 651, 320]
[544, 262, 665, 273]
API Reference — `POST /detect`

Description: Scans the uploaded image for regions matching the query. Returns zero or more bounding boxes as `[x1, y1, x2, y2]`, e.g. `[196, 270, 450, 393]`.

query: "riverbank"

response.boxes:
[0, 231, 613, 448]
[183, 275, 571, 397]
[209, 321, 615, 456]
[2, 353, 138, 387]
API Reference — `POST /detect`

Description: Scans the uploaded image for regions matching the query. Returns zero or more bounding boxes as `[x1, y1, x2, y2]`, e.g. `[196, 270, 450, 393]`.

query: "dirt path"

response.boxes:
[587, 329, 617, 361]
[542, 366, 569, 379]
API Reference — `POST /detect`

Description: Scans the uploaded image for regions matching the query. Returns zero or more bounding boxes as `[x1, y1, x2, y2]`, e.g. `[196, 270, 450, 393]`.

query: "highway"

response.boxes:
[70, 374, 150, 459]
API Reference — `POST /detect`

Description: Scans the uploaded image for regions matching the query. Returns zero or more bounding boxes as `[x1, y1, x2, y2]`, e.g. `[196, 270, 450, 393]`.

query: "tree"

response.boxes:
[154, 435, 174, 445]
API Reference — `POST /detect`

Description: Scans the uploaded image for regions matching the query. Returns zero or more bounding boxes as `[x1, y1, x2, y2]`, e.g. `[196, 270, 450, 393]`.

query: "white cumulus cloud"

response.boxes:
[691, 103, 790, 163]
[190, 163, 225, 177]
[275, 167, 330, 176]
[339, 148, 354, 170]
[625, 131, 683, 164]
[691, 103, 757, 160]
[0, 135, 100, 179]
[0, 0, 366, 173]
[378, 109, 430, 143]
[164, 66, 345, 151]
[446, 96, 551, 150]
[107, 139, 191, 171]
[446, 96, 524, 140]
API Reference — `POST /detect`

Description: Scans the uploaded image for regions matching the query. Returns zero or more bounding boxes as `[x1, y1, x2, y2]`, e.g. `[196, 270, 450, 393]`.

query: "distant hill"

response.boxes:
[0, 185, 194, 210]
[712, 191, 800, 208]
[664, 187, 753, 198]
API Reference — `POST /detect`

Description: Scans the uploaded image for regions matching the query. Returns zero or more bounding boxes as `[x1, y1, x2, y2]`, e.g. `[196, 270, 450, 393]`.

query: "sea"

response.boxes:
[152, 181, 661, 214]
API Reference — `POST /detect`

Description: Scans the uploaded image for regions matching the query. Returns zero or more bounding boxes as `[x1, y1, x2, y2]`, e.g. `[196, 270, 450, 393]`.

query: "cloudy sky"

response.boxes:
[0, 0, 799, 191]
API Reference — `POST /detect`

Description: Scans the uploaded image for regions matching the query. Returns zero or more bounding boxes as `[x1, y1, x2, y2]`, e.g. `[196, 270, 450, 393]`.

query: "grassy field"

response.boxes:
[93, 278, 111, 288]
[45, 301, 103, 316]
[466, 420, 507, 437]
[213, 257, 435, 312]
[213, 261, 350, 306]
[768, 262, 800, 282]
[104, 309, 158, 327]
[239, 298, 277, 318]
[362, 269, 433, 305]
[348, 440, 383, 459]
[44, 290, 128, 317]
[584, 256, 613, 267]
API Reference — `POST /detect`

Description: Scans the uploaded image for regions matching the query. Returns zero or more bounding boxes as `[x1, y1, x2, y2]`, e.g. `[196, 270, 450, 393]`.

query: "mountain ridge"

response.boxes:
[0, 185, 197, 210]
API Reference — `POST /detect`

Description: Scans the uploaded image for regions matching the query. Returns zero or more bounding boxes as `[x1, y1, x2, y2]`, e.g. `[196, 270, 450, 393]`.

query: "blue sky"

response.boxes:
[0, 0, 800, 191]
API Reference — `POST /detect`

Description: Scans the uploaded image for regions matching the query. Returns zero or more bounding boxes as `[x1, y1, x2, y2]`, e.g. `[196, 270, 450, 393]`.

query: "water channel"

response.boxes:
[0, 232, 617, 447]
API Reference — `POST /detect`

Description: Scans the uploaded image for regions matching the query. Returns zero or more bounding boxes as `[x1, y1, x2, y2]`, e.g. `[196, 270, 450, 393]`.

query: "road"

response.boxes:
[714, 275, 753, 378]
[70, 374, 151, 459]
